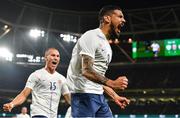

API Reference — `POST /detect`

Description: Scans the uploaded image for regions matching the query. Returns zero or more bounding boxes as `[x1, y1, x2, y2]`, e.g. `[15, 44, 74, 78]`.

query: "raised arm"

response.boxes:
[3, 87, 32, 112]
[103, 86, 130, 109]
[81, 54, 128, 90]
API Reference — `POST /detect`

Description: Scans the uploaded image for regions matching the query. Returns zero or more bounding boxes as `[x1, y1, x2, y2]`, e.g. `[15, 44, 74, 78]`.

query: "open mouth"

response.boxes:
[52, 61, 57, 65]
[120, 22, 125, 27]
[117, 25, 121, 33]
[117, 23, 125, 33]
[118, 23, 124, 29]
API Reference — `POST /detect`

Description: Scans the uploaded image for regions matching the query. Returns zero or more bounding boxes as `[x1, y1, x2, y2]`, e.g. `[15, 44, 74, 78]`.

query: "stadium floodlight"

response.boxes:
[29, 28, 45, 38]
[3, 25, 9, 30]
[0, 47, 13, 61]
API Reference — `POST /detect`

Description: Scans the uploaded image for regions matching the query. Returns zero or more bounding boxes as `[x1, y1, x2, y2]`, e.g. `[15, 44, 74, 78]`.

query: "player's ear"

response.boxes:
[103, 15, 111, 23]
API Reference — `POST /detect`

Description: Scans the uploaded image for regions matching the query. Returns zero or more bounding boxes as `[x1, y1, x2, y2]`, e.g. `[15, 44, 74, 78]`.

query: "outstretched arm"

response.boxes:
[103, 86, 130, 109]
[3, 87, 31, 112]
[81, 54, 128, 90]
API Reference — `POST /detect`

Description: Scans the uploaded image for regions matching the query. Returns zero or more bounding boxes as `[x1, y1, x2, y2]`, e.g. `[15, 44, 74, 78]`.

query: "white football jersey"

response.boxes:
[25, 68, 69, 118]
[16, 114, 30, 118]
[151, 43, 160, 51]
[67, 28, 112, 94]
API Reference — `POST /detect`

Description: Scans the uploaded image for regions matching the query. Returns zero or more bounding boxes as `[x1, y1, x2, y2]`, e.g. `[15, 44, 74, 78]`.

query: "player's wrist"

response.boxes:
[9, 102, 14, 108]
[105, 79, 114, 88]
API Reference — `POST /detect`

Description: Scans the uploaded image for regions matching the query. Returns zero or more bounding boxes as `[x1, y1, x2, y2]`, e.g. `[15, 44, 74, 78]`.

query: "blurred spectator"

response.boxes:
[16, 107, 30, 118]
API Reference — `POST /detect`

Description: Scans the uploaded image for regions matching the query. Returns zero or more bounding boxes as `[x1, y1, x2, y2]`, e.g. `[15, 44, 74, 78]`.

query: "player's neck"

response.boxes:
[45, 66, 55, 74]
[99, 25, 111, 40]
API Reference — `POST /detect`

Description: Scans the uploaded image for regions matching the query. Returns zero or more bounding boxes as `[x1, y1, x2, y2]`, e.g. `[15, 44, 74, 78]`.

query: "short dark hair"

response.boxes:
[45, 48, 58, 57]
[98, 5, 122, 23]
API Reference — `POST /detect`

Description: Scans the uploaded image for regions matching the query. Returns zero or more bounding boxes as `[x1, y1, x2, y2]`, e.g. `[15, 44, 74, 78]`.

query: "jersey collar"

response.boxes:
[96, 28, 107, 40]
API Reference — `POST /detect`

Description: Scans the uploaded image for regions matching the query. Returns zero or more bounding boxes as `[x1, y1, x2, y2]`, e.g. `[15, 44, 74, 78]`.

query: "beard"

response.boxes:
[108, 23, 120, 40]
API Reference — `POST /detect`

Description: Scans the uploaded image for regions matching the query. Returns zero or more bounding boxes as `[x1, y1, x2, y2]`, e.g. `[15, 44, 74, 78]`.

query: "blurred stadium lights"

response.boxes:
[0, 49, 45, 64]
[147, 98, 157, 104]
[108, 39, 120, 44]
[129, 114, 136, 118]
[144, 114, 148, 118]
[128, 38, 132, 43]
[114, 39, 120, 44]
[128, 97, 178, 105]
[29, 28, 45, 39]
[16, 54, 44, 63]
[0, 47, 13, 61]
[108, 38, 132, 44]
[0, 25, 11, 39]
[2, 25, 8, 30]
[114, 114, 118, 118]
[138, 98, 146, 105]
[60, 33, 77, 43]
[129, 98, 136, 104]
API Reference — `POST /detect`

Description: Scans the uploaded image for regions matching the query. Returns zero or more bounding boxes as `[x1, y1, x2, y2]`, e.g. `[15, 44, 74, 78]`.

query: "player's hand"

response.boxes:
[114, 76, 128, 90]
[3, 103, 14, 112]
[106, 76, 128, 90]
[114, 95, 130, 109]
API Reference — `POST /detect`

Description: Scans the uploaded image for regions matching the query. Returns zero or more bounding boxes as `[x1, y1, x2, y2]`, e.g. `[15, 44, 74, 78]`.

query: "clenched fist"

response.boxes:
[106, 76, 128, 90]
[3, 103, 14, 112]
